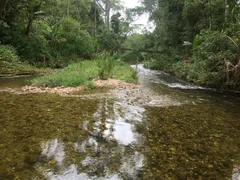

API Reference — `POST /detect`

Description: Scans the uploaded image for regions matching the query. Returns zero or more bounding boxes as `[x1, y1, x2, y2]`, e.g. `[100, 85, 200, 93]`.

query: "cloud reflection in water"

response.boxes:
[37, 96, 145, 180]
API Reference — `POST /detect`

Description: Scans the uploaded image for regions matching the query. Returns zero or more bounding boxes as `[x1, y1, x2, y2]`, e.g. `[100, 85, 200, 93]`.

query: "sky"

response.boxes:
[122, 0, 140, 8]
[121, 0, 155, 33]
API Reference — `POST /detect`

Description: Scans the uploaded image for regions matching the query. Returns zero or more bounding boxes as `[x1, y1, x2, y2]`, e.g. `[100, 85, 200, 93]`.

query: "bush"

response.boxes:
[97, 52, 116, 80]
[113, 61, 138, 83]
[172, 30, 240, 88]
[97, 30, 121, 51]
[58, 17, 96, 59]
[32, 57, 138, 87]
[144, 54, 178, 72]
[0, 45, 19, 63]
[1, 29, 49, 64]
[32, 61, 94, 87]
[121, 50, 144, 64]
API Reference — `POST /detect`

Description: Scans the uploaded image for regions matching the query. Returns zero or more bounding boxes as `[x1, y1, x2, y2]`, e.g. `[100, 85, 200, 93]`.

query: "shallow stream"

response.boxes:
[0, 65, 239, 180]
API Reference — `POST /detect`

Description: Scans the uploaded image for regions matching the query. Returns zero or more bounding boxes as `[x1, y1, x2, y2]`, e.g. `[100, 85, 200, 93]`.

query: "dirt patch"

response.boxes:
[0, 79, 137, 95]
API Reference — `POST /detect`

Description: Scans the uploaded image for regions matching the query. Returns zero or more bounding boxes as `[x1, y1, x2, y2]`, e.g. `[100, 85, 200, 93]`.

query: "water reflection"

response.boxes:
[112, 121, 134, 146]
[36, 94, 145, 179]
[1, 65, 240, 180]
[92, 99, 144, 146]
[41, 139, 65, 165]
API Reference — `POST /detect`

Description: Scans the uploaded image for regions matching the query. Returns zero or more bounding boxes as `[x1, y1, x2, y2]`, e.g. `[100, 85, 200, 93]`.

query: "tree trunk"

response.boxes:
[1, 0, 10, 19]
[105, 0, 110, 29]
[94, 0, 97, 37]
[25, 18, 33, 36]
[67, 0, 70, 16]
[225, 0, 228, 23]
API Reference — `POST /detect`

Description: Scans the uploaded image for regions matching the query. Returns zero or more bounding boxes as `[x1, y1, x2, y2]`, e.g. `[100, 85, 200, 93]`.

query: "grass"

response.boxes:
[112, 61, 138, 83]
[31, 57, 138, 88]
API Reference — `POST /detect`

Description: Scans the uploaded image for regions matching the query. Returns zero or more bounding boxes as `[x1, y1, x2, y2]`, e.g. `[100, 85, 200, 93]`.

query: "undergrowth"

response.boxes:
[32, 53, 138, 88]
[0, 45, 51, 77]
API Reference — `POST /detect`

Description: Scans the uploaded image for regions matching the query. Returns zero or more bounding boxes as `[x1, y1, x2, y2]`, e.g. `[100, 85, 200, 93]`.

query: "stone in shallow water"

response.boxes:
[233, 166, 240, 180]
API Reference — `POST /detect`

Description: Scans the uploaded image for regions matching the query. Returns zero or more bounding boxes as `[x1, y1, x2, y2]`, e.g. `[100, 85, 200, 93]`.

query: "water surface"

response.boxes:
[0, 65, 239, 179]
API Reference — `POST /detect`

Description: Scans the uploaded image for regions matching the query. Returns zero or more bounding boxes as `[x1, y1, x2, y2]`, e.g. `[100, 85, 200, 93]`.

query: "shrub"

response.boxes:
[121, 50, 144, 64]
[32, 58, 138, 87]
[97, 52, 116, 80]
[0, 45, 19, 63]
[113, 61, 138, 83]
[172, 30, 239, 89]
[97, 30, 121, 51]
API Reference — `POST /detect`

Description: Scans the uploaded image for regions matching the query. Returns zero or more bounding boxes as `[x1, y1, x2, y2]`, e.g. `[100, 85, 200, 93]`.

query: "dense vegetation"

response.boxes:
[0, 0, 135, 66]
[0, 0, 239, 90]
[32, 53, 137, 87]
[141, 0, 240, 90]
[0, 45, 51, 76]
[0, 0, 140, 85]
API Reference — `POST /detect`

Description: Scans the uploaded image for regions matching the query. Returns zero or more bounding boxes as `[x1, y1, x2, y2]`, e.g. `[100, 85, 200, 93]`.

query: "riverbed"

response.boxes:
[0, 65, 239, 179]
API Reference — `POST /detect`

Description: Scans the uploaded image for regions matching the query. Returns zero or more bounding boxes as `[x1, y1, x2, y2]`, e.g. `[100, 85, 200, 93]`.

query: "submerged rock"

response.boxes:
[233, 166, 240, 180]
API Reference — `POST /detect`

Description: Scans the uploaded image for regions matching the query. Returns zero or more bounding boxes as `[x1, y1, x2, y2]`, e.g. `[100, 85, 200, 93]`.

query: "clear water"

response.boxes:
[0, 65, 239, 180]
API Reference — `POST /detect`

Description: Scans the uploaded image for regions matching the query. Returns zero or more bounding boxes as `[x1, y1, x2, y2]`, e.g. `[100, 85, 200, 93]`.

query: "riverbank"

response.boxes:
[0, 64, 239, 180]
[1, 54, 138, 94]
[31, 58, 138, 88]
[0, 78, 137, 96]
[0, 60, 53, 77]
[144, 59, 240, 91]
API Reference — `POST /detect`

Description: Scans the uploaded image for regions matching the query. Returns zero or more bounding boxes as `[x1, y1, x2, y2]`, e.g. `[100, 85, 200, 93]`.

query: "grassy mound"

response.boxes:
[31, 54, 137, 88]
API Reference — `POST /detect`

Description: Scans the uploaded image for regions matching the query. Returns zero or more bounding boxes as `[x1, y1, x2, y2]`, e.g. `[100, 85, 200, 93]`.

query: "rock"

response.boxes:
[233, 166, 240, 180]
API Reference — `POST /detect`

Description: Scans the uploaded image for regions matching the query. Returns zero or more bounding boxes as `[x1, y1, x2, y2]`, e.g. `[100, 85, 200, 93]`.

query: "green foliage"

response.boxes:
[124, 33, 147, 50]
[113, 60, 138, 83]
[193, 34, 200, 49]
[32, 61, 96, 87]
[121, 33, 148, 63]
[32, 58, 137, 87]
[97, 52, 116, 80]
[142, 0, 240, 90]
[0, 45, 19, 63]
[0, 0, 99, 67]
[111, 12, 121, 33]
[121, 51, 144, 64]
[0, 45, 52, 76]
[58, 17, 95, 59]
[172, 30, 239, 88]
[97, 52, 138, 82]
[0, 0, 138, 70]
[97, 29, 121, 51]
[144, 54, 178, 72]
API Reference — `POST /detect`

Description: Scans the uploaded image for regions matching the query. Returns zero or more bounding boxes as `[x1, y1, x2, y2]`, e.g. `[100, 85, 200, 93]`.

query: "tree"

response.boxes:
[97, 29, 121, 52]
[24, 0, 45, 35]
[96, 0, 123, 28]
[111, 12, 121, 33]
[140, 0, 240, 89]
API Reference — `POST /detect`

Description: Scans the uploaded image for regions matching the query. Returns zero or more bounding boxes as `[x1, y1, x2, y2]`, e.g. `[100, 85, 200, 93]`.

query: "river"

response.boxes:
[0, 65, 239, 180]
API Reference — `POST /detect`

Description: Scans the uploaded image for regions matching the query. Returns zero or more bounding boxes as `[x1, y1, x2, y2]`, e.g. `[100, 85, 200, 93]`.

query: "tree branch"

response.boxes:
[96, 0, 105, 12]
[2, 0, 10, 19]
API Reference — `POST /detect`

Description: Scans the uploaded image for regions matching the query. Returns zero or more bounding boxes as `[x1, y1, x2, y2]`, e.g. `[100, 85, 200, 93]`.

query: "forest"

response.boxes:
[0, 0, 240, 90]
[0, 1, 240, 179]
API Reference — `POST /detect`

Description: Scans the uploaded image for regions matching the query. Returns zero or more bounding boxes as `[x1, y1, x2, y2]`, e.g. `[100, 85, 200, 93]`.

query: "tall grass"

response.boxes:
[32, 53, 138, 87]
[97, 52, 115, 80]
